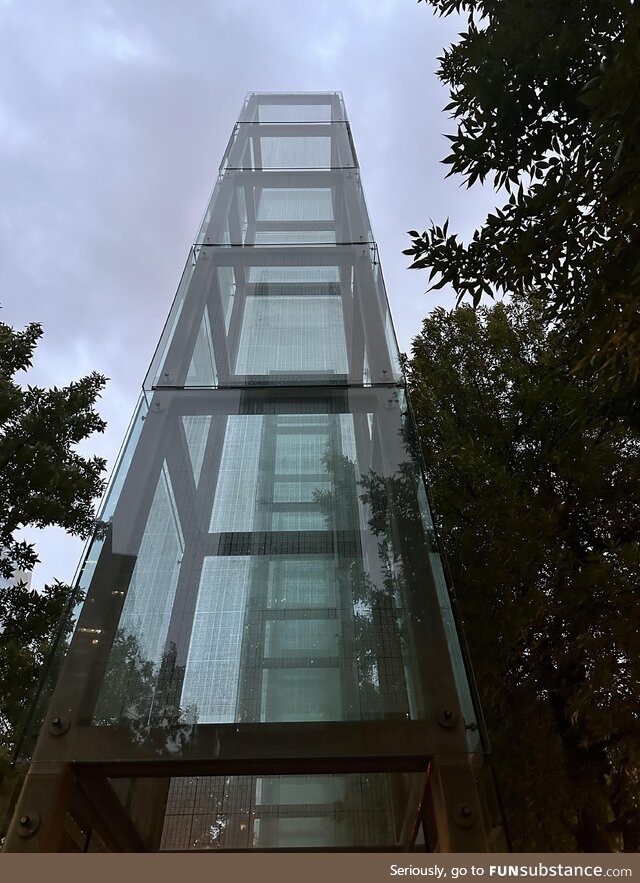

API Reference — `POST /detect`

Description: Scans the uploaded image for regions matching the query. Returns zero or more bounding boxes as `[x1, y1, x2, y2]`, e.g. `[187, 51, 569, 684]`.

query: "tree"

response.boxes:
[0, 581, 74, 757]
[0, 578, 75, 842]
[406, 296, 640, 851]
[0, 321, 107, 579]
[407, 0, 640, 423]
[0, 320, 107, 833]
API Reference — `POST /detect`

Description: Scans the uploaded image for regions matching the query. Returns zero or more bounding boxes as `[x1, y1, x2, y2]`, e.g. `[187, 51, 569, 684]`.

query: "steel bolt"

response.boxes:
[48, 715, 69, 736]
[16, 810, 40, 837]
[461, 806, 472, 818]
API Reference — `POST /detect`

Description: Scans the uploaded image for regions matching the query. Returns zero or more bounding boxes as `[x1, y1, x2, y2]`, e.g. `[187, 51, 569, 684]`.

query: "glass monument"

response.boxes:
[4, 93, 504, 853]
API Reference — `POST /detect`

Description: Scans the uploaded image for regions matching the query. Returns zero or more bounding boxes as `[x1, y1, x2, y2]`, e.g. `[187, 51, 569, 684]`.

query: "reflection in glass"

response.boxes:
[159, 773, 398, 850]
[84, 391, 460, 730]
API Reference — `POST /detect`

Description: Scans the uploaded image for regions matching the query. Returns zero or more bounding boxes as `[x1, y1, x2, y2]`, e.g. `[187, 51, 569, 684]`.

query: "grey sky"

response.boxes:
[0, 0, 498, 587]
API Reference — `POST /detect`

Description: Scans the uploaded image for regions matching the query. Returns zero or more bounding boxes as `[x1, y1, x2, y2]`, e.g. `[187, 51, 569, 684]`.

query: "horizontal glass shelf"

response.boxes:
[195, 169, 374, 248]
[239, 92, 347, 124]
[222, 123, 356, 172]
[146, 245, 401, 390]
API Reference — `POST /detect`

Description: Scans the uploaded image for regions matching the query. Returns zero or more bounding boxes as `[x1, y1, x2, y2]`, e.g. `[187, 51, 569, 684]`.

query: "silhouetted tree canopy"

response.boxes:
[0, 320, 107, 831]
[407, 297, 640, 851]
[408, 0, 640, 423]
[0, 321, 107, 580]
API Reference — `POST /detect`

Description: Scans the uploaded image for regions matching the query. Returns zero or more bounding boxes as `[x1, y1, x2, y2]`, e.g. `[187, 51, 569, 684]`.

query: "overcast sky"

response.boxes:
[0, 0, 499, 588]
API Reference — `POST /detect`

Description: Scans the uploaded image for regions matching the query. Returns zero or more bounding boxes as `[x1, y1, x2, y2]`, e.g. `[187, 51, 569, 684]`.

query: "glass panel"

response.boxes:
[12, 397, 150, 762]
[148, 247, 401, 388]
[93, 463, 183, 725]
[157, 772, 401, 850]
[261, 136, 331, 168]
[144, 254, 195, 388]
[195, 174, 371, 247]
[261, 669, 342, 722]
[247, 265, 340, 283]
[216, 266, 235, 331]
[209, 416, 262, 532]
[235, 297, 347, 376]
[182, 415, 211, 486]
[254, 231, 336, 245]
[224, 123, 355, 171]
[239, 92, 346, 124]
[186, 311, 217, 386]
[266, 558, 336, 608]
[258, 188, 333, 222]
[181, 557, 251, 723]
[264, 619, 339, 660]
[26, 385, 479, 756]
[258, 104, 333, 123]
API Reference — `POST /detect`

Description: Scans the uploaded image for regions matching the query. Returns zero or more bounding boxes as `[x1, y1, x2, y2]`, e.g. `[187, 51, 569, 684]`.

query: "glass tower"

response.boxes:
[5, 93, 504, 852]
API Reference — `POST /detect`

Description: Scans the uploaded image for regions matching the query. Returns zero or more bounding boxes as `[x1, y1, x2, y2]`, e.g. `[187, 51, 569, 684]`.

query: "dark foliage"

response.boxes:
[407, 297, 640, 850]
[409, 0, 640, 424]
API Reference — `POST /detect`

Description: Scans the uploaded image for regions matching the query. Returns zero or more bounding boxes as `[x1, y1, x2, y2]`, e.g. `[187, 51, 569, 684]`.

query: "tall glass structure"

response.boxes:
[5, 93, 504, 852]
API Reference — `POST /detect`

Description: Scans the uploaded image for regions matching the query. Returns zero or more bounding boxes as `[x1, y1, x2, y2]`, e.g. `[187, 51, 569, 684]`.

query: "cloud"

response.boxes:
[89, 22, 160, 66]
[1, 0, 500, 587]
[308, 28, 349, 64]
[350, 0, 403, 23]
[0, 100, 32, 151]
